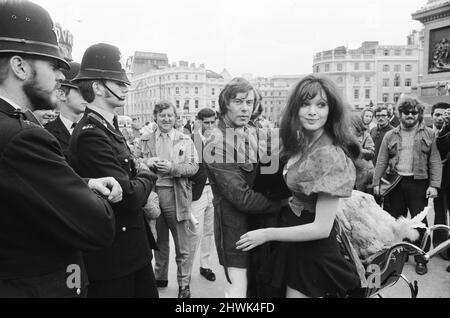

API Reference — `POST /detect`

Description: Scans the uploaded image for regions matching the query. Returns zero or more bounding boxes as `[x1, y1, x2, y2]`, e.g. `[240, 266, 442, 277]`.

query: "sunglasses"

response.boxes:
[401, 111, 419, 116]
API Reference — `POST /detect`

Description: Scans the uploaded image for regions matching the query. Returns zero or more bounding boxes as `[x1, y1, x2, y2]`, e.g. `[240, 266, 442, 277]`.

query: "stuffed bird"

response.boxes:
[337, 190, 428, 259]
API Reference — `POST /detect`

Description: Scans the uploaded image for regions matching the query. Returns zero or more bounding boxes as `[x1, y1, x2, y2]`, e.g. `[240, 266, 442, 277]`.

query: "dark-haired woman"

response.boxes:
[237, 75, 361, 298]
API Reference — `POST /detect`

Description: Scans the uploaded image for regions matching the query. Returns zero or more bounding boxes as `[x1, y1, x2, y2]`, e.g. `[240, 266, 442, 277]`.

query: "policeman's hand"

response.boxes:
[155, 160, 173, 174]
[88, 177, 123, 204]
[373, 186, 380, 196]
[426, 187, 438, 199]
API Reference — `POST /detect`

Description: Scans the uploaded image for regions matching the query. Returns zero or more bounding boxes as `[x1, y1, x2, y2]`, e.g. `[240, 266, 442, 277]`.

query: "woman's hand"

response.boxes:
[236, 229, 269, 251]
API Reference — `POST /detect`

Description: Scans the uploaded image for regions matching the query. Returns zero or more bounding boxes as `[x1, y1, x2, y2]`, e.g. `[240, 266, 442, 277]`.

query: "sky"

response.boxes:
[34, 0, 427, 77]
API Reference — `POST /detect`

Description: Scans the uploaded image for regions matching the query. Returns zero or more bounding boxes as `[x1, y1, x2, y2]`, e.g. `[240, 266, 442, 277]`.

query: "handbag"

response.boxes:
[379, 173, 402, 197]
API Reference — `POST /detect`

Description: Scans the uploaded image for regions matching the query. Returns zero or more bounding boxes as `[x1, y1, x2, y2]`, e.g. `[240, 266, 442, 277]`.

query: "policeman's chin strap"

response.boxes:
[101, 81, 125, 102]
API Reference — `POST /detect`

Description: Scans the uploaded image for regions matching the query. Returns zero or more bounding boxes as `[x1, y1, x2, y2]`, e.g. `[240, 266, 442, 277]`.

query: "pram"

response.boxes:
[351, 224, 450, 298]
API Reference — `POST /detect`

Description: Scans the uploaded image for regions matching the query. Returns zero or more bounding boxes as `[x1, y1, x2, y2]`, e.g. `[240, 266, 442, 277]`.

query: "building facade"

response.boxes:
[125, 51, 169, 77]
[251, 75, 304, 125]
[313, 38, 422, 110]
[124, 61, 226, 125]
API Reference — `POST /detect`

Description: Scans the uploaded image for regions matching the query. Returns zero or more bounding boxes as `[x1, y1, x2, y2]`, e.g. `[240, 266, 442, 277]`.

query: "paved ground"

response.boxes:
[154, 235, 450, 298]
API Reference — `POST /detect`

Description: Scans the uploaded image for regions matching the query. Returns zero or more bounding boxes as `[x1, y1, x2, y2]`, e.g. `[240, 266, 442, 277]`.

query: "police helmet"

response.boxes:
[0, 0, 69, 70]
[61, 62, 81, 89]
[72, 43, 130, 85]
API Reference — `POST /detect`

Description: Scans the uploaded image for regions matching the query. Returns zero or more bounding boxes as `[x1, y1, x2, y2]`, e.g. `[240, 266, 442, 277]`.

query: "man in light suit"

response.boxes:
[138, 100, 199, 298]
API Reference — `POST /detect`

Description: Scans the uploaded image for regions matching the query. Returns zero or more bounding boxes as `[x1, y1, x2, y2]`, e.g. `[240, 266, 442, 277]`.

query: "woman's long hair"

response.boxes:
[280, 75, 360, 161]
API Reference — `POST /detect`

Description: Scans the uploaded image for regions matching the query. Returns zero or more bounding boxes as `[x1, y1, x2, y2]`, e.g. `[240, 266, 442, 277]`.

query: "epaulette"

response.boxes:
[87, 112, 123, 139]
[82, 124, 95, 130]
[88, 112, 107, 127]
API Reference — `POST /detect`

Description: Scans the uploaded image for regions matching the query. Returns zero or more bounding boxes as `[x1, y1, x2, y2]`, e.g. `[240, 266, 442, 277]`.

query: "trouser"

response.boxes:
[189, 185, 215, 269]
[433, 186, 450, 255]
[155, 187, 193, 287]
[87, 263, 158, 298]
[385, 177, 429, 263]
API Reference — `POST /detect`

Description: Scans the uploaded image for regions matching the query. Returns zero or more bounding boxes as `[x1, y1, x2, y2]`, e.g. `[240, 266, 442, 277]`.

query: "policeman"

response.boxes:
[0, 1, 121, 298]
[45, 62, 86, 157]
[68, 43, 159, 298]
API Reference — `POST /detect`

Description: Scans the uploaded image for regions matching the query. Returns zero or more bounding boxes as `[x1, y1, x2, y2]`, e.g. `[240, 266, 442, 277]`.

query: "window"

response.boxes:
[365, 76, 371, 83]
[405, 49, 412, 56]
[176, 87, 179, 95]
[383, 93, 389, 103]
[365, 89, 370, 99]
[365, 62, 370, 70]
[195, 75, 198, 80]
[383, 79, 390, 87]
[384, 49, 389, 56]
[195, 100, 199, 109]
[394, 49, 401, 56]
[394, 65, 401, 72]
[354, 63, 359, 71]
[168, 88, 171, 95]
[176, 75, 179, 80]
[354, 76, 360, 83]
[405, 65, 412, 72]
[211, 100, 216, 108]
[354, 89, 360, 100]
[185, 74, 188, 80]
[176, 100, 180, 108]
[195, 87, 198, 94]
[325, 64, 330, 72]
[315, 65, 320, 73]
[185, 87, 189, 94]
[394, 75, 400, 87]
[337, 77, 343, 84]
[337, 63, 343, 71]
[394, 93, 401, 103]
[383, 65, 390, 72]
[211, 88, 215, 95]
[405, 78, 412, 87]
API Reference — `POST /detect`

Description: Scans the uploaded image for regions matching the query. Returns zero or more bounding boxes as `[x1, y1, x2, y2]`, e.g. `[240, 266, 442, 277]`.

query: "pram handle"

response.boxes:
[375, 225, 450, 270]
[419, 224, 450, 250]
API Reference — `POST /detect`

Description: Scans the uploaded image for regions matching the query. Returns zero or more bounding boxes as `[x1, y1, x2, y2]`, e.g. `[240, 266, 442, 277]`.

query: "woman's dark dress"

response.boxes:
[268, 133, 361, 298]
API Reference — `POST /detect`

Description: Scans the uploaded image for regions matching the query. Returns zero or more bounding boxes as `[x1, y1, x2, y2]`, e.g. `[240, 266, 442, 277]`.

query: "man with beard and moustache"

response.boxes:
[431, 103, 450, 262]
[373, 96, 442, 275]
[370, 105, 394, 166]
[0, 1, 121, 298]
[45, 62, 86, 157]
[67, 43, 159, 298]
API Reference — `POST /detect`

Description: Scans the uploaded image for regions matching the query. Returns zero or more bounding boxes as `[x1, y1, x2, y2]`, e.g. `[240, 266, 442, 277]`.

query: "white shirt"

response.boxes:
[60, 114, 76, 135]
[155, 128, 175, 160]
[88, 104, 115, 127]
[0, 95, 23, 110]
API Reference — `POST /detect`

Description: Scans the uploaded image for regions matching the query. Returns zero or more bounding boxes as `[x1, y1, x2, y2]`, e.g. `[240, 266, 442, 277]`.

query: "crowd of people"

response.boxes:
[0, 1, 449, 299]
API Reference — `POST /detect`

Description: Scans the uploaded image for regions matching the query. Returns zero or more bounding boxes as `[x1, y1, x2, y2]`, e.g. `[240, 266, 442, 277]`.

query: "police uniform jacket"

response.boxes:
[0, 99, 116, 297]
[45, 116, 71, 157]
[67, 107, 156, 281]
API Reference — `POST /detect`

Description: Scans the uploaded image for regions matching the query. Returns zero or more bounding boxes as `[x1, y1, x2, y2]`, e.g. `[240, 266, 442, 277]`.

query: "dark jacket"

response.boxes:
[389, 115, 400, 128]
[0, 99, 115, 297]
[67, 107, 156, 281]
[370, 124, 394, 165]
[45, 116, 71, 157]
[436, 124, 450, 189]
[190, 131, 208, 201]
[204, 119, 282, 283]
